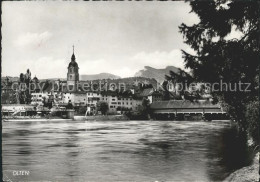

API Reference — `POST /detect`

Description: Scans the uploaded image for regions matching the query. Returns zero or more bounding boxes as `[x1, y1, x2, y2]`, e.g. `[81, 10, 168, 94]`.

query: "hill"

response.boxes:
[134, 66, 181, 83]
[79, 77, 158, 91]
[80, 73, 120, 81]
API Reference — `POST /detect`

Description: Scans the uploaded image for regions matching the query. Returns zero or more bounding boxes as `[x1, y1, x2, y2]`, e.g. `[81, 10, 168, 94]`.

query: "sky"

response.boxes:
[2, 1, 200, 79]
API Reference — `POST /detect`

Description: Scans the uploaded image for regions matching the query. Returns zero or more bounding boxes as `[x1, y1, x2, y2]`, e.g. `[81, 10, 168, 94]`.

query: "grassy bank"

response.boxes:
[224, 152, 259, 182]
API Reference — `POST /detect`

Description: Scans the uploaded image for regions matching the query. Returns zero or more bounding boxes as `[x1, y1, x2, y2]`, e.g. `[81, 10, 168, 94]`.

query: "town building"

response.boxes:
[100, 92, 142, 114]
[30, 79, 56, 106]
[31, 93, 48, 105]
[60, 46, 87, 107]
[138, 88, 163, 104]
[85, 92, 101, 115]
[62, 91, 86, 107]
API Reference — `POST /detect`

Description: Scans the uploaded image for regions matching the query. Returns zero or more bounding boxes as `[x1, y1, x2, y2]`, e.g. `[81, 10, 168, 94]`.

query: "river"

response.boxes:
[2, 120, 252, 182]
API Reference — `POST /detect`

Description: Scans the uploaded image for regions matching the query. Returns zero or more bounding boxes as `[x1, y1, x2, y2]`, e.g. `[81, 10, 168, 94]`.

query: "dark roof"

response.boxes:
[151, 90, 163, 96]
[68, 53, 78, 67]
[100, 90, 118, 97]
[150, 100, 221, 109]
[68, 61, 78, 68]
[61, 85, 86, 94]
[138, 88, 154, 97]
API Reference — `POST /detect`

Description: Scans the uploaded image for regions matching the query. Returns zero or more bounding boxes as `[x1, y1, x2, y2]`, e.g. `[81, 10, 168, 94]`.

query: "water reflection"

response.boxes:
[2, 120, 251, 181]
[206, 127, 252, 181]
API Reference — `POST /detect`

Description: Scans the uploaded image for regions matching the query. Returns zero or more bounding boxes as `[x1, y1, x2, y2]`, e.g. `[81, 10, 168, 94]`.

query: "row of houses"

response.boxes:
[29, 85, 163, 114]
[1, 77, 163, 115]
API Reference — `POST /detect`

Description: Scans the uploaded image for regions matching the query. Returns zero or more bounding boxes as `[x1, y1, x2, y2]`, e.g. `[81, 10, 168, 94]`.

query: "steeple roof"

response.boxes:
[68, 45, 78, 67]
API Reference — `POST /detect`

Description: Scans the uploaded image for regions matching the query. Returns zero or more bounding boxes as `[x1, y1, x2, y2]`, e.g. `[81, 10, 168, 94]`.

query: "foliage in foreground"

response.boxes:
[179, 1, 259, 144]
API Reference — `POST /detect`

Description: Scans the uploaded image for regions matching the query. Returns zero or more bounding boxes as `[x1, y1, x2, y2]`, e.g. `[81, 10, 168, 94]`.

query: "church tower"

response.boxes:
[67, 46, 79, 89]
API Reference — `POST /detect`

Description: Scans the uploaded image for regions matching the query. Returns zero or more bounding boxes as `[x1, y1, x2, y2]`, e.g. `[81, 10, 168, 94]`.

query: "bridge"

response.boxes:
[150, 100, 229, 120]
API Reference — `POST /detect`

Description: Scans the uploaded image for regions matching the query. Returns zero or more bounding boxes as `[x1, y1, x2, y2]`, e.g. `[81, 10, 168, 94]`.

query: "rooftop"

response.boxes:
[150, 100, 221, 109]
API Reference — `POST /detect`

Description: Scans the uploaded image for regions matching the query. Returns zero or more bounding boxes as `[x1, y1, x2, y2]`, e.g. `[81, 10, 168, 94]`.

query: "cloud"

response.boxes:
[77, 49, 187, 78]
[4, 56, 67, 79]
[78, 58, 133, 78]
[3, 2, 197, 79]
[14, 31, 52, 47]
[130, 49, 186, 70]
[3, 49, 190, 79]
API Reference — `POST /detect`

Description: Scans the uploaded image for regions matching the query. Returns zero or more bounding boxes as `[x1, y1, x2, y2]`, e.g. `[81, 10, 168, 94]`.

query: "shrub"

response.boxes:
[246, 100, 259, 145]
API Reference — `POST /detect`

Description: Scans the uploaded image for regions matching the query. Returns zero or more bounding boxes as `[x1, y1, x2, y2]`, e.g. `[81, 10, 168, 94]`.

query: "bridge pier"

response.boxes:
[152, 112, 228, 121]
[66, 109, 75, 119]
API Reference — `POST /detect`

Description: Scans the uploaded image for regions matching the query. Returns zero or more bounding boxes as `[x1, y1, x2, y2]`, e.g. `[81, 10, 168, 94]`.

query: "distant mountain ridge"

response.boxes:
[3, 66, 182, 83]
[80, 73, 121, 81]
[134, 66, 180, 83]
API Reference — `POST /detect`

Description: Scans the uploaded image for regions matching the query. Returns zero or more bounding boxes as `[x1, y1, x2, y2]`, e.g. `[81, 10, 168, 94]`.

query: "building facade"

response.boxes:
[100, 93, 142, 113]
[31, 93, 48, 105]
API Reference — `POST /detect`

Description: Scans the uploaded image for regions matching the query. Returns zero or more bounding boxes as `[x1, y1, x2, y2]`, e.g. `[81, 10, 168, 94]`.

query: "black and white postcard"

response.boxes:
[1, 1, 259, 182]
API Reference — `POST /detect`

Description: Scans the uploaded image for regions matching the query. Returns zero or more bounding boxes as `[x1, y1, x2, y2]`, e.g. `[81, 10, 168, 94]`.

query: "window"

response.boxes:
[118, 102, 121, 104]
[110, 106, 113, 108]
[70, 75, 72, 79]
[112, 99, 115, 101]
[168, 83, 173, 90]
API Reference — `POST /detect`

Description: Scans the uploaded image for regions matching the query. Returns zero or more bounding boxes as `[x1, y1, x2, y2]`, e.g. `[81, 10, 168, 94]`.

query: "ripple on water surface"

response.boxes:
[2, 120, 251, 182]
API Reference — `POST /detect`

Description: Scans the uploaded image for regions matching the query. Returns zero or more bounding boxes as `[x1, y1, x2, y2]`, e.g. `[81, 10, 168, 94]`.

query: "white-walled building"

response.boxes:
[62, 92, 86, 106]
[86, 92, 101, 107]
[85, 92, 101, 115]
[100, 93, 142, 113]
[31, 92, 48, 105]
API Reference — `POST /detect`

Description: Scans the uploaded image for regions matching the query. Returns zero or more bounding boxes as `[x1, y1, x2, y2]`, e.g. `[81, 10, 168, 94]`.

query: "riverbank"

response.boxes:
[74, 114, 129, 121]
[224, 152, 259, 182]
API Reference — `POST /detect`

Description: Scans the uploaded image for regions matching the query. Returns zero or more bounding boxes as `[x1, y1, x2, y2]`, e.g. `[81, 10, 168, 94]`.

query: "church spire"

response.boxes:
[71, 45, 76, 62]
